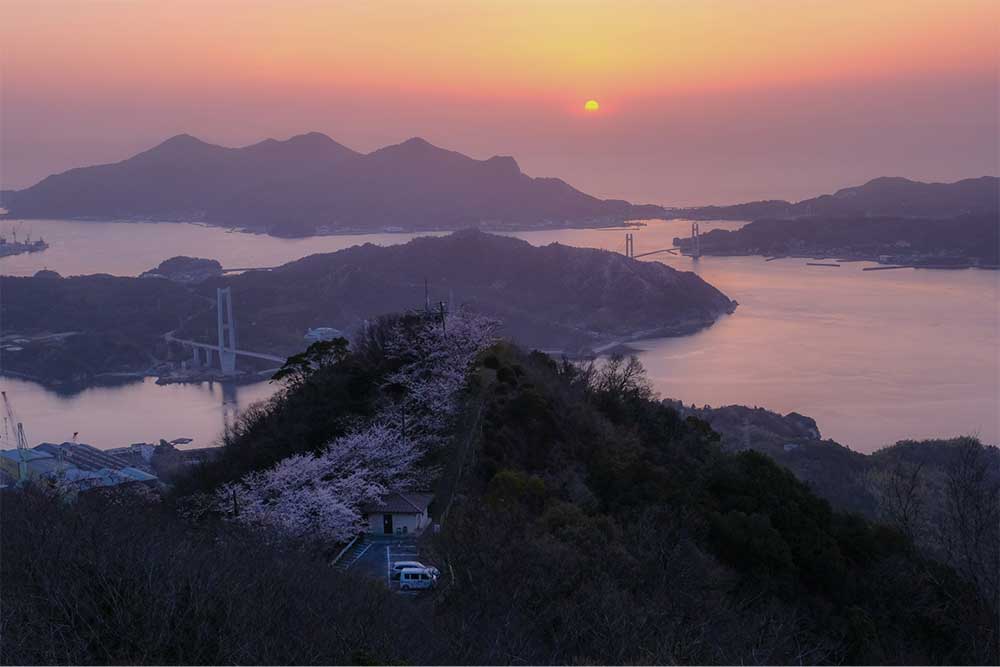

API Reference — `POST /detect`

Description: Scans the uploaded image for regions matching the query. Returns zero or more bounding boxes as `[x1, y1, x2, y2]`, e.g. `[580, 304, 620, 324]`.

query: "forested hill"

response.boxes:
[674, 213, 1000, 264]
[1, 133, 663, 234]
[203, 230, 736, 352]
[0, 231, 735, 387]
[6, 314, 994, 664]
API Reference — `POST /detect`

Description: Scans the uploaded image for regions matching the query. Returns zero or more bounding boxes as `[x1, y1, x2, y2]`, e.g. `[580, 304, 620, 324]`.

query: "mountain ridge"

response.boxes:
[3, 133, 656, 235]
[4, 132, 994, 234]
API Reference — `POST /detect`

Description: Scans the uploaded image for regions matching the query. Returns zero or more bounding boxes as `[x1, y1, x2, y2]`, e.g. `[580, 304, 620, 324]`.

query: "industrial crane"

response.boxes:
[1, 391, 28, 452]
[2, 391, 31, 482]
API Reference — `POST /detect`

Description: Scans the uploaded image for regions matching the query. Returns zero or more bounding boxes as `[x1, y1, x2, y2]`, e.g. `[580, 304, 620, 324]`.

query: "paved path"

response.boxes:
[346, 535, 429, 595]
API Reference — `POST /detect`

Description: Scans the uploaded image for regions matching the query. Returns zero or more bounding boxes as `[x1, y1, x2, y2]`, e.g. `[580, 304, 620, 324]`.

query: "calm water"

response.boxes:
[0, 219, 449, 277]
[0, 377, 276, 450]
[1, 218, 997, 453]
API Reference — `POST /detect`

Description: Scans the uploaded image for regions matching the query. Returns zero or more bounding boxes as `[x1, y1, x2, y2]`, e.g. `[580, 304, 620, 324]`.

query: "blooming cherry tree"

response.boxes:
[216, 309, 498, 545]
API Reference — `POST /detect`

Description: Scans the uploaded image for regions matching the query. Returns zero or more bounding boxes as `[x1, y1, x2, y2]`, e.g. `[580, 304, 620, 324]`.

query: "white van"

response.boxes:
[392, 561, 441, 579]
[398, 567, 436, 591]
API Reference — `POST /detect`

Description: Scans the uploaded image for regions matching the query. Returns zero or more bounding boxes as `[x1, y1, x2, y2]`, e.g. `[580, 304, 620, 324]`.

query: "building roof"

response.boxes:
[118, 467, 158, 483]
[60, 466, 158, 488]
[34, 442, 130, 472]
[1, 448, 53, 462]
[361, 492, 433, 515]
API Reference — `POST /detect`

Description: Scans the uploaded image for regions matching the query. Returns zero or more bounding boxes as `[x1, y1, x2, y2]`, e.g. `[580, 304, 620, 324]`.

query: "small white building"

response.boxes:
[361, 492, 434, 536]
[304, 327, 345, 343]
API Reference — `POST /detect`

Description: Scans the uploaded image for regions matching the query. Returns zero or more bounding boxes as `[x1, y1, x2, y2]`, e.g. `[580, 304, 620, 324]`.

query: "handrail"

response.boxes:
[331, 532, 362, 566]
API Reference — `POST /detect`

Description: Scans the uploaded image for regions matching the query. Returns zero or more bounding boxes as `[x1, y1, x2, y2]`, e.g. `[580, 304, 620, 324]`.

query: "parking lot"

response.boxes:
[344, 534, 432, 594]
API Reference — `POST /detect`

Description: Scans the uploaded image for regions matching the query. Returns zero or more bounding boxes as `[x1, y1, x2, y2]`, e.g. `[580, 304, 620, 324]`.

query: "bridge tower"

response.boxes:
[691, 222, 701, 258]
[624, 233, 635, 259]
[216, 287, 237, 375]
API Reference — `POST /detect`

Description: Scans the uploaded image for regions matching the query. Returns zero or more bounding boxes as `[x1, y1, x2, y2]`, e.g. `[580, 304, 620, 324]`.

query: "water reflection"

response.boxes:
[2, 219, 998, 453]
[0, 376, 276, 450]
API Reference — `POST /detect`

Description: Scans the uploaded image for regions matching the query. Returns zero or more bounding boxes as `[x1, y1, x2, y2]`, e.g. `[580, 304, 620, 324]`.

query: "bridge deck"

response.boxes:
[170, 337, 287, 363]
[633, 247, 681, 258]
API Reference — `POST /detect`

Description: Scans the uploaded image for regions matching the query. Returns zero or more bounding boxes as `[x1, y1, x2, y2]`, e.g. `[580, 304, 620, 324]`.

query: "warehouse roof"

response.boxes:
[34, 442, 130, 471]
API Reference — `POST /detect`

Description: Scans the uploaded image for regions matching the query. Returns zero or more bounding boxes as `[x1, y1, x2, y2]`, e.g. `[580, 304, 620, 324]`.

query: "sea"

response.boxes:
[2, 218, 997, 454]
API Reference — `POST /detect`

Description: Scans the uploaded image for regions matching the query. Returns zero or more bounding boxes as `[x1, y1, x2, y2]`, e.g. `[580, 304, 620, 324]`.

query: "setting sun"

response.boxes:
[584, 99, 600, 112]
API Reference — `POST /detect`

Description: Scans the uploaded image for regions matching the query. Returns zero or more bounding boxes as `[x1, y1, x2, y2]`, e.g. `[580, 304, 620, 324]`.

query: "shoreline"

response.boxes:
[3, 306, 736, 394]
[680, 250, 999, 271]
[0, 214, 652, 239]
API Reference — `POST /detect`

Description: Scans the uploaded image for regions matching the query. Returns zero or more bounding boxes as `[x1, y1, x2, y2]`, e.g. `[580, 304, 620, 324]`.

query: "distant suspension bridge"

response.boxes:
[166, 287, 285, 375]
[169, 229, 703, 376]
[621, 222, 701, 259]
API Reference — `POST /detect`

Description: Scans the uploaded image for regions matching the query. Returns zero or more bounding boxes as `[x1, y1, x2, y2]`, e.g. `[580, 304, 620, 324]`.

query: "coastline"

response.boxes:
[682, 249, 1000, 271]
[0, 213, 651, 239]
[3, 303, 737, 393]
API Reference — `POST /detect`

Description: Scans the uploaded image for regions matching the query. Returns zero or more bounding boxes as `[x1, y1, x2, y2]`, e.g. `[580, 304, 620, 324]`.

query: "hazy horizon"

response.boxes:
[2, 0, 997, 206]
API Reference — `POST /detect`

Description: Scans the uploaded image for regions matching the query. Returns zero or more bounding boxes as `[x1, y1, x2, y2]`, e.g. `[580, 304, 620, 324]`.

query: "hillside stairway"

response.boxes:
[332, 534, 369, 570]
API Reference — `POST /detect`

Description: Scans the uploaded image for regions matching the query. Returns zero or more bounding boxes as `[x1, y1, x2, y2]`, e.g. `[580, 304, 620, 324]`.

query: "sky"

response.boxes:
[1, 0, 997, 205]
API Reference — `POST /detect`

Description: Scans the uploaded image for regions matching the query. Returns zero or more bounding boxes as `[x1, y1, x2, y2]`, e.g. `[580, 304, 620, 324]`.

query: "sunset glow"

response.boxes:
[1, 0, 996, 204]
[584, 100, 600, 112]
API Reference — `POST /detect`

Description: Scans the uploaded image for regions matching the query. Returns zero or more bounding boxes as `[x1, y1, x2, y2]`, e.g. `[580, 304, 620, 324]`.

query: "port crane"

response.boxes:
[1, 391, 29, 452]
[2, 391, 32, 482]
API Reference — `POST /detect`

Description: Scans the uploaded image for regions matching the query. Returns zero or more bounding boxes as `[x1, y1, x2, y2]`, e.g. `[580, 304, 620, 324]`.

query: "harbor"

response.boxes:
[0, 226, 48, 258]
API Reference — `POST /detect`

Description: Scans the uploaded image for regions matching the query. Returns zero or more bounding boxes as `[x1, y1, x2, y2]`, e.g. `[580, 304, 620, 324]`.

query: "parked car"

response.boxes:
[399, 567, 436, 590]
[391, 561, 440, 579]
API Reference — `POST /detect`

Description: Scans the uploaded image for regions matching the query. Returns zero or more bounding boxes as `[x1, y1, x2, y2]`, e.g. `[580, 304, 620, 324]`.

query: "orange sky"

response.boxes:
[2, 0, 997, 204]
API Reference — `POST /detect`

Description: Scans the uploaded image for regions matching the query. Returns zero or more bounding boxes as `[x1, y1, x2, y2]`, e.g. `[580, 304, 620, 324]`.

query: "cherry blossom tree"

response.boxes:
[217, 309, 498, 545]
[381, 309, 499, 450]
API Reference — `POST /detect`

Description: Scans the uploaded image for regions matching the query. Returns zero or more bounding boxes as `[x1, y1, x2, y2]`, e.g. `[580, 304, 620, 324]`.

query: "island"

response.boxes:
[673, 213, 1000, 267]
[0, 230, 737, 388]
[0, 133, 664, 236]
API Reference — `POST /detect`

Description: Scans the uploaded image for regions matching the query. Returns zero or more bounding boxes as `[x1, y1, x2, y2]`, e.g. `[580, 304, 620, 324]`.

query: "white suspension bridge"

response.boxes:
[166, 287, 285, 375]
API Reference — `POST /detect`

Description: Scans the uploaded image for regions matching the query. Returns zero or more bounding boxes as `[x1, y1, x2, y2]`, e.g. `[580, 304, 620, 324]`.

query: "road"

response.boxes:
[164, 331, 287, 364]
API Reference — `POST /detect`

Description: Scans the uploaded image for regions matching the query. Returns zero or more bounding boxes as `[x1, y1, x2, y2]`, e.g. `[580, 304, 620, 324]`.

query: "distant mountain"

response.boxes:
[673, 176, 999, 220]
[10, 136, 991, 232]
[2, 133, 359, 226]
[668, 199, 794, 221]
[2, 134, 662, 235]
[789, 176, 999, 218]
